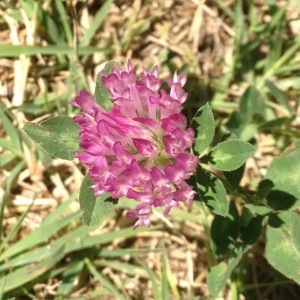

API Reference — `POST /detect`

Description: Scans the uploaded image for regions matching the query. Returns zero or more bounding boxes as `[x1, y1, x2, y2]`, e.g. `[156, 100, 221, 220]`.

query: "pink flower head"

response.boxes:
[71, 61, 199, 228]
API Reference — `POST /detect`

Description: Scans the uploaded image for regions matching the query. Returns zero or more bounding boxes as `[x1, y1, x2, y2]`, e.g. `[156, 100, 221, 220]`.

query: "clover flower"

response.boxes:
[71, 61, 199, 228]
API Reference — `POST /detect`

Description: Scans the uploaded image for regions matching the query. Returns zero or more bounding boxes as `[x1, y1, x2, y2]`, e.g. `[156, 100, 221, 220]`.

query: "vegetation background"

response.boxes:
[0, 0, 300, 299]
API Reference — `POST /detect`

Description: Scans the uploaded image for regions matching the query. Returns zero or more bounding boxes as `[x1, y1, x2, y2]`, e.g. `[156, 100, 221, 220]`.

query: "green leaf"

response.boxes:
[207, 244, 250, 297]
[23, 116, 79, 160]
[265, 140, 300, 207]
[192, 103, 215, 155]
[266, 212, 300, 284]
[256, 179, 275, 200]
[94, 60, 122, 110]
[79, 176, 116, 228]
[210, 201, 239, 257]
[240, 215, 264, 245]
[243, 203, 272, 218]
[239, 85, 266, 122]
[226, 111, 258, 141]
[223, 165, 245, 190]
[196, 167, 229, 216]
[267, 190, 297, 211]
[208, 140, 256, 171]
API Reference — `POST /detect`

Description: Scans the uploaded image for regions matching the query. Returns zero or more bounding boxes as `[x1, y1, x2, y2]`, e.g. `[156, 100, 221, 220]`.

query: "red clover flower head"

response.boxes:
[71, 61, 199, 228]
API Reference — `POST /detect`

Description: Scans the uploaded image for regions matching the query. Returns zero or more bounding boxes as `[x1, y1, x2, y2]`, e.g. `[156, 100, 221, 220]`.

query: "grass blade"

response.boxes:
[265, 80, 292, 114]
[0, 211, 81, 262]
[0, 106, 22, 151]
[54, 0, 73, 46]
[56, 254, 85, 296]
[0, 226, 89, 273]
[0, 45, 112, 57]
[85, 258, 125, 300]
[0, 200, 34, 255]
[94, 259, 149, 278]
[0, 244, 66, 293]
[161, 249, 169, 300]
[80, 0, 114, 47]
[65, 226, 160, 253]
[5, 161, 26, 191]
[42, 192, 78, 225]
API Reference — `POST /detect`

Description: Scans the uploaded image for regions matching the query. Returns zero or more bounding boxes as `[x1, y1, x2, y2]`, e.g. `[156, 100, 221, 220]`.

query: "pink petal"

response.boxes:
[132, 138, 158, 157]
